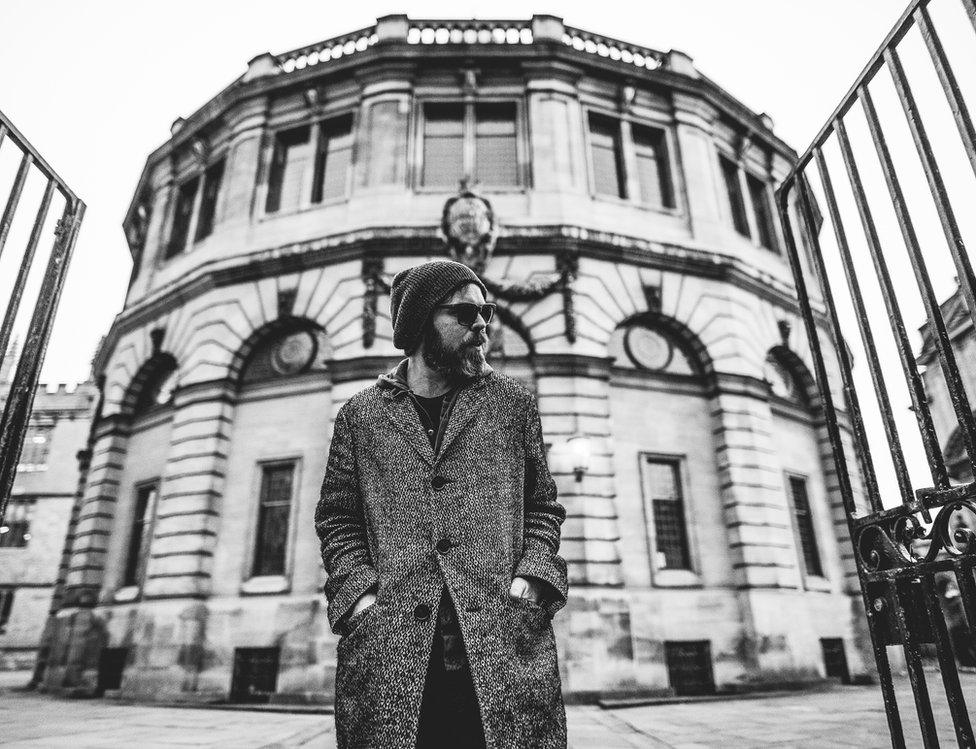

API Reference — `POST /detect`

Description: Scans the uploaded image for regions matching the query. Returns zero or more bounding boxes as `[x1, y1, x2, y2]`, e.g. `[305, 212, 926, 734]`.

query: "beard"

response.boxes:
[421, 324, 488, 382]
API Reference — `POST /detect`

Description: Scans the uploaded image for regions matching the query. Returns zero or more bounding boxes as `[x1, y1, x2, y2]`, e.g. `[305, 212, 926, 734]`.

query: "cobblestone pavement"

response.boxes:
[0, 670, 971, 747]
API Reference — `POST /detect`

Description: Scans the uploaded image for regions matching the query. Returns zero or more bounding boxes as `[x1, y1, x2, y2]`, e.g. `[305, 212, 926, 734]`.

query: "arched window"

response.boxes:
[763, 349, 810, 408]
[241, 325, 329, 384]
[609, 323, 697, 376]
[132, 357, 178, 417]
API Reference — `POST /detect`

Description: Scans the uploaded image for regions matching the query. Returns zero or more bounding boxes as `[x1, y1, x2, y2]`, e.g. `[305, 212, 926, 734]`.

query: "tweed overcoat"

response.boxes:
[315, 361, 569, 749]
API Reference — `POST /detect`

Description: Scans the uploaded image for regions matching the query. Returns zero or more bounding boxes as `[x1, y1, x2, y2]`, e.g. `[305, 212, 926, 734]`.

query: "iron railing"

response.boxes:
[777, 0, 976, 745]
[0, 108, 85, 523]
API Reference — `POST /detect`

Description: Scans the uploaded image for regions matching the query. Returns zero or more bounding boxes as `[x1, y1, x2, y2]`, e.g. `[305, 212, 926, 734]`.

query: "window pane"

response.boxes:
[747, 173, 777, 251]
[17, 425, 52, 469]
[645, 459, 691, 571]
[422, 103, 464, 188]
[253, 464, 294, 577]
[0, 588, 14, 629]
[720, 157, 750, 236]
[475, 103, 518, 186]
[632, 125, 674, 208]
[789, 476, 823, 577]
[0, 499, 34, 548]
[265, 126, 312, 213]
[312, 114, 354, 203]
[194, 158, 225, 241]
[588, 114, 625, 198]
[359, 100, 407, 187]
[123, 483, 158, 587]
[166, 176, 199, 258]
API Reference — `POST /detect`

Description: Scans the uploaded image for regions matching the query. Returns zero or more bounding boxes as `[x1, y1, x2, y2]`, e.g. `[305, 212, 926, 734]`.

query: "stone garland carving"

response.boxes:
[360, 251, 578, 349]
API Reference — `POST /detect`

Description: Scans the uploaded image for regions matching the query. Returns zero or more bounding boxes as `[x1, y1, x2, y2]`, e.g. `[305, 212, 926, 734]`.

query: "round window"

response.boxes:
[625, 327, 673, 371]
[270, 330, 316, 376]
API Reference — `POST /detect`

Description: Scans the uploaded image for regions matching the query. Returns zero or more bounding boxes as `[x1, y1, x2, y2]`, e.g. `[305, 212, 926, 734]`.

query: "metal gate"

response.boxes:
[0, 109, 85, 521]
[776, 0, 976, 745]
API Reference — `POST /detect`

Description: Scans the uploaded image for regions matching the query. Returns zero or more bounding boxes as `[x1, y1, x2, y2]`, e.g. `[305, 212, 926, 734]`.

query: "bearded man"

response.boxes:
[315, 259, 569, 749]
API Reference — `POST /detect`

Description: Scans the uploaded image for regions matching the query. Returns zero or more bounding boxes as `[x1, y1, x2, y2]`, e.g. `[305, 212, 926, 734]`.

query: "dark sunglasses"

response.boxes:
[435, 302, 496, 327]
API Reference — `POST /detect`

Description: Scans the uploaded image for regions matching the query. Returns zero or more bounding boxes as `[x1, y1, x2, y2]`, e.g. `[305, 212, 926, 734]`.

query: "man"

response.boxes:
[316, 259, 569, 749]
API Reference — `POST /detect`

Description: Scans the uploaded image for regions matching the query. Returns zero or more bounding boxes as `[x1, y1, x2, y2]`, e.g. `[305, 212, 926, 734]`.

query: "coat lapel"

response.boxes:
[382, 393, 435, 467]
[436, 376, 491, 464]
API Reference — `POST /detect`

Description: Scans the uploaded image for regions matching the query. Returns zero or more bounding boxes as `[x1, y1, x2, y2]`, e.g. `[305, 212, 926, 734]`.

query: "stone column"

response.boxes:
[222, 97, 269, 225]
[671, 93, 725, 245]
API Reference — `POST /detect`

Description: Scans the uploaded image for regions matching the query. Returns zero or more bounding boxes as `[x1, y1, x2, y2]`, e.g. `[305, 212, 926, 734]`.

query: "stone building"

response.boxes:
[42, 15, 867, 702]
[918, 286, 976, 485]
[0, 348, 97, 670]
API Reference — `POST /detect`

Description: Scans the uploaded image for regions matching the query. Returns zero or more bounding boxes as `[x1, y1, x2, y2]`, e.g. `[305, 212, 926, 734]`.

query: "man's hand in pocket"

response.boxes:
[350, 590, 377, 618]
[510, 576, 545, 604]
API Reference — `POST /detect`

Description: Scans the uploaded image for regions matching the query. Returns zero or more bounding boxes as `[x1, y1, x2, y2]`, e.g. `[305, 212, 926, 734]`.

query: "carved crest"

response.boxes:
[440, 187, 497, 274]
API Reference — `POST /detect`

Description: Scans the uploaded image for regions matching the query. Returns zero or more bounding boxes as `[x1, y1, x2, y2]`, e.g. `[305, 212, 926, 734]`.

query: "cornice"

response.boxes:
[94, 227, 825, 376]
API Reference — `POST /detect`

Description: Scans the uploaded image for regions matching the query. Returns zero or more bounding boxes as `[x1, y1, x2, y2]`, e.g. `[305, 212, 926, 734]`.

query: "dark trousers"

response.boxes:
[414, 599, 487, 749]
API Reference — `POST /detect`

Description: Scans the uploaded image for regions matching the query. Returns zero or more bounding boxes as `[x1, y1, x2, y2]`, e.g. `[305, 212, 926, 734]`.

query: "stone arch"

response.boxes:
[120, 352, 179, 418]
[765, 344, 822, 412]
[486, 304, 537, 390]
[610, 311, 716, 385]
[228, 316, 332, 389]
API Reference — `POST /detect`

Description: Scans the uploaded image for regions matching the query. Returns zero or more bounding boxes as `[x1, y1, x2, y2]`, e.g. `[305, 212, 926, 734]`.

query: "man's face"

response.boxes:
[419, 283, 490, 381]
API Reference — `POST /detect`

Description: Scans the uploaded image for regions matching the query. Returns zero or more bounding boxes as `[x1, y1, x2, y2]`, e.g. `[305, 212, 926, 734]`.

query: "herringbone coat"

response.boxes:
[315, 361, 569, 749]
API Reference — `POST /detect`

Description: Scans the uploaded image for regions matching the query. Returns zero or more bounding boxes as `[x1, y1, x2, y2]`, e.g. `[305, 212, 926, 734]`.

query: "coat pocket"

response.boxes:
[338, 600, 378, 643]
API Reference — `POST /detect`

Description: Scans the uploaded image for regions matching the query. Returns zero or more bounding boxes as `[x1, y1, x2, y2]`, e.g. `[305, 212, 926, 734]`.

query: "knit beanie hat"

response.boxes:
[390, 260, 488, 351]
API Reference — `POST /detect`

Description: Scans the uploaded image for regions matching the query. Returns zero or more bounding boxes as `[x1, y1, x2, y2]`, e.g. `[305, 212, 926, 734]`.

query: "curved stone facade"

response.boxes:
[43, 15, 869, 701]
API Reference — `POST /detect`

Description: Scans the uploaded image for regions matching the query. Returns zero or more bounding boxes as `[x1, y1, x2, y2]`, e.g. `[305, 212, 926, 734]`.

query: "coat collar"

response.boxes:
[377, 358, 494, 466]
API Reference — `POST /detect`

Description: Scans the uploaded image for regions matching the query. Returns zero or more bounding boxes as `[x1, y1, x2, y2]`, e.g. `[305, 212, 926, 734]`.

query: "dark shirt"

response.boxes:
[410, 388, 468, 672]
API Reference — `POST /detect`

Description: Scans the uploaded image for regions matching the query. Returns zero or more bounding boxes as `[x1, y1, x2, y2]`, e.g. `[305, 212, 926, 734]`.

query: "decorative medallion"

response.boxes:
[270, 331, 317, 376]
[440, 187, 497, 274]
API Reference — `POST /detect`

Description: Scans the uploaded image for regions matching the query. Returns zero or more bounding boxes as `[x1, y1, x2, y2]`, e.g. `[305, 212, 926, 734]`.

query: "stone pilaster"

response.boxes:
[535, 363, 622, 588]
[63, 415, 131, 607]
[142, 381, 235, 600]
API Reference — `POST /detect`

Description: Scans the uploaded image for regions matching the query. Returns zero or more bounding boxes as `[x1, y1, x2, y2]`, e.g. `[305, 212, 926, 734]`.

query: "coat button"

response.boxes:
[431, 475, 447, 490]
[413, 603, 431, 621]
[436, 538, 452, 554]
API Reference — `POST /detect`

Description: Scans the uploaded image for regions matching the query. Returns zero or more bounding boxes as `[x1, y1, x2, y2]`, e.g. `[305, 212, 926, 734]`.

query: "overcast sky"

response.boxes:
[3, 1, 974, 504]
[0, 0, 917, 387]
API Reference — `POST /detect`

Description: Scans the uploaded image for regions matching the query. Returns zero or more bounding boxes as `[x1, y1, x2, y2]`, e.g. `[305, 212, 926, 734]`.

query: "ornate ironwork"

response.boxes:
[775, 1, 976, 744]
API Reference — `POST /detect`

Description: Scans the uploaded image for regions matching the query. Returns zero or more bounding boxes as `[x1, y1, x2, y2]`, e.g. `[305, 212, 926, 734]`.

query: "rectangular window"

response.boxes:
[122, 482, 159, 588]
[0, 588, 14, 631]
[265, 125, 312, 213]
[720, 156, 750, 237]
[359, 100, 407, 187]
[17, 425, 52, 470]
[166, 175, 199, 258]
[747, 172, 778, 251]
[632, 124, 674, 209]
[789, 475, 823, 577]
[0, 499, 35, 548]
[820, 638, 850, 683]
[422, 103, 465, 188]
[644, 458, 692, 571]
[475, 102, 519, 186]
[312, 114, 354, 203]
[588, 113, 626, 199]
[194, 158, 225, 242]
[252, 462, 295, 577]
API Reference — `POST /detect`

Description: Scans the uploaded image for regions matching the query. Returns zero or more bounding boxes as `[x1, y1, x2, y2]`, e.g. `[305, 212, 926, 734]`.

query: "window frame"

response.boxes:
[582, 107, 680, 214]
[120, 479, 160, 593]
[413, 97, 528, 193]
[784, 471, 827, 585]
[0, 497, 36, 548]
[261, 108, 358, 217]
[716, 147, 782, 252]
[0, 587, 14, 632]
[16, 424, 53, 472]
[244, 457, 302, 591]
[163, 153, 227, 261]
[638, 452, 700, 587]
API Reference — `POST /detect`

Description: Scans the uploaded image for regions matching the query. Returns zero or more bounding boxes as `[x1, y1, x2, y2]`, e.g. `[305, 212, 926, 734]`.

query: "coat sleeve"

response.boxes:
[315, 402, 378, 634]
[514, 393, 569, 618]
